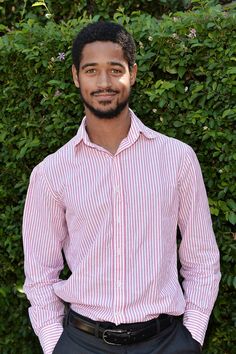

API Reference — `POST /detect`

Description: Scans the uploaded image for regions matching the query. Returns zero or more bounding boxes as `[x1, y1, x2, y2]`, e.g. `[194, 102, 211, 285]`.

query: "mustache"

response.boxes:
[91, 89, 119, 96]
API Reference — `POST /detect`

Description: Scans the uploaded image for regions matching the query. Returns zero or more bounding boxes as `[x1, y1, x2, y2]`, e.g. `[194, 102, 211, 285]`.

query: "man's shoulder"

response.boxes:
[34, 134, 78, 179]
[143, 125, 193, 155]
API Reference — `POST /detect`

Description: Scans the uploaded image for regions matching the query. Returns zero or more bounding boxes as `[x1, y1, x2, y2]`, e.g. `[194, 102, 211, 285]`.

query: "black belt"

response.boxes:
[68, 310, 173, 346]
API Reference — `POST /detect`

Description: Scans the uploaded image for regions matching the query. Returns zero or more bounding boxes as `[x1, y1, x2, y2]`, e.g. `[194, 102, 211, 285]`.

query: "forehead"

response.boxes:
[80, 41, 127, 66]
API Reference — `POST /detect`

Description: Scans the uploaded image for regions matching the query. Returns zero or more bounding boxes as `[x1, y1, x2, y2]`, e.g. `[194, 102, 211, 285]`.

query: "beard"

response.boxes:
[79, 89, 130, 119]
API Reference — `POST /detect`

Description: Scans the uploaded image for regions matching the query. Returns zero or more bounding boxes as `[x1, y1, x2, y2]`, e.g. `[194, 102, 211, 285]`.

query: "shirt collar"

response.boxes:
[128, 109, 157, 141]
[73, 108, 157, 148]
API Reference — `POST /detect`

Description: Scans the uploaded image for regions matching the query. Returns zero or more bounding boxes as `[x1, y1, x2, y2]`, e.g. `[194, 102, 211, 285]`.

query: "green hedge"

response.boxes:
[0, 0, 189, 29]
[0, 3, 236, 353]
[1, 0, 234, 30]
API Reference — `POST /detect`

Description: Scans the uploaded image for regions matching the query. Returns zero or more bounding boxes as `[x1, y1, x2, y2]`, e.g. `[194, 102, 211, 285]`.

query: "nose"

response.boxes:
[96, 71, 111, 89]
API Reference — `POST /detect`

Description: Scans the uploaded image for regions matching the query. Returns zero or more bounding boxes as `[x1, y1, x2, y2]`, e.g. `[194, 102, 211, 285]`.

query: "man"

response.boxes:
[23, 21, 221, 354]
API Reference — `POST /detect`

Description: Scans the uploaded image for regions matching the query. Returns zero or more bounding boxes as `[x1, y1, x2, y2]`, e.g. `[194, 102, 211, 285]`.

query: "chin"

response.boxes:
[80, 90, 130, 120]
[85, 101, 129, 120]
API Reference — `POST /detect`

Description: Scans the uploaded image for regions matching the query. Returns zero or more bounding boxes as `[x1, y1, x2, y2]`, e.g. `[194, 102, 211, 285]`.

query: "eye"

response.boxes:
[111, 68, 122, 74]
[85, 68, 96, 74]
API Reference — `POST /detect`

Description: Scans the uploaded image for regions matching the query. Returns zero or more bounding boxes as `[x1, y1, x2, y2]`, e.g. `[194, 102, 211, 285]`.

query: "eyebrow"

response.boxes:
[81, 63, 97, 70]
[81, 61, 125, 70]
[109, 61, 125, 68]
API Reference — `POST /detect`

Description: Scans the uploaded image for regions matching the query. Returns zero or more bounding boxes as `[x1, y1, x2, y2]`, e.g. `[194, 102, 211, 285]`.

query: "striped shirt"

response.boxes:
[23, 109, 221, 354]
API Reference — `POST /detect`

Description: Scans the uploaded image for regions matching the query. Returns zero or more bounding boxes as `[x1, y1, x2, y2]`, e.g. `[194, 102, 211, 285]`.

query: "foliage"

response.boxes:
[1, 0, 235, 31]
[0, 2, 236, 353]
[0, 0, 188, 29]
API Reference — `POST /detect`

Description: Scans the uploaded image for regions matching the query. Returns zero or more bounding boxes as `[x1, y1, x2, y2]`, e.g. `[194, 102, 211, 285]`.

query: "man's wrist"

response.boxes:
[39, 323, 63, 354]
[183, 309, 209, 346]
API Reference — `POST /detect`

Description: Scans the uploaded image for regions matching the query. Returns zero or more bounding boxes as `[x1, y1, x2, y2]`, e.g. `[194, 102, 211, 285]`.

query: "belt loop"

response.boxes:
[63, 306, 70, 327]
[95, 321, 100, 338]
[156, 318, 160, 334]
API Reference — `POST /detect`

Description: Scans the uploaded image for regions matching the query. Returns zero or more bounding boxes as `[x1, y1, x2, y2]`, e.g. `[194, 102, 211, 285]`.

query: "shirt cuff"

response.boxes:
[183, 309, 209, 346]
[39, 323, 64, 354]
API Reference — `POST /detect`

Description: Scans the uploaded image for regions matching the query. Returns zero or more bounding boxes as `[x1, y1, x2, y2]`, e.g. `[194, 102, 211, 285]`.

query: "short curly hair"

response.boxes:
[72, 21, 136, 71]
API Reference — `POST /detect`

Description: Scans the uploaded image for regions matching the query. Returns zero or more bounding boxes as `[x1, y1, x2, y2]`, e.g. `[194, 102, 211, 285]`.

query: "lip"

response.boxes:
[93, 93, 117, 98]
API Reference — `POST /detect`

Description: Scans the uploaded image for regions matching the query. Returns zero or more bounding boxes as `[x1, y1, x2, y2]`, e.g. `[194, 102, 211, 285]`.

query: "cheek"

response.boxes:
[118, 73, 130, 85]
[116, 77, 131, 92]
[78, 76, 93, 90]
[79, 83, 93, 96]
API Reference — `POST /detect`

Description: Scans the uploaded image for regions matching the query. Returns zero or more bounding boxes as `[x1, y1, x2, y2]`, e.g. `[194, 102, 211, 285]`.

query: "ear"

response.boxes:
[130, 63, 138, 86]
[72, 64, 80, 88]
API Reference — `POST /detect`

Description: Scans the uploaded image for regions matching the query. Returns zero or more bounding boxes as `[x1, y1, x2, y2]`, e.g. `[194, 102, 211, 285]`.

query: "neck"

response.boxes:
[85, 107, 131, 154]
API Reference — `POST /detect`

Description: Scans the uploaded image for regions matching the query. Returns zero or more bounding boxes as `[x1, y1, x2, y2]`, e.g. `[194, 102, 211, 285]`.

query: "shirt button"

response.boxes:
[117, 248, 121, 256]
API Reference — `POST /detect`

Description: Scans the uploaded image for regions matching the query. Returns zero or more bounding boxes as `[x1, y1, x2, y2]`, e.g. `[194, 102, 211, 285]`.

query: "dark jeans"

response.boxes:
[52, 317, 202, 354]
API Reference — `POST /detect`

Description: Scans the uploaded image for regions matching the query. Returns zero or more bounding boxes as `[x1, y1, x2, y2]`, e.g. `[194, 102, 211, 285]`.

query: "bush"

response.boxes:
[0, 0, 189, 29]
[0, 2, 235, 353]
[1, 0, 234, 30]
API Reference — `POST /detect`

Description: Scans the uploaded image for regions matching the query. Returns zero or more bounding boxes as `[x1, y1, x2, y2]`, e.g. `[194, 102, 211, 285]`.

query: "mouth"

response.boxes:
[92, 90, 119, 99]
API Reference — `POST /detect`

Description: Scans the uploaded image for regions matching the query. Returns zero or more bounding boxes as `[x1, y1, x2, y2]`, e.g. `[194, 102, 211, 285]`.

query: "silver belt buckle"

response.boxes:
[103, 329, 129, 346]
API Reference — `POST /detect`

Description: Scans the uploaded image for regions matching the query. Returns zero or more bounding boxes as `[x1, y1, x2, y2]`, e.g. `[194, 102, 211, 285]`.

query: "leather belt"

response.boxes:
[68, 310, 173, 346]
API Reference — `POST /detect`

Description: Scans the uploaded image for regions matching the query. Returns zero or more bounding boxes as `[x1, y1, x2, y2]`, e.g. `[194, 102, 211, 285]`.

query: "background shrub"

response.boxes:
[1, 0, 189, 29]
[1, 0, 235, 30]
[0, 2, 235, 353]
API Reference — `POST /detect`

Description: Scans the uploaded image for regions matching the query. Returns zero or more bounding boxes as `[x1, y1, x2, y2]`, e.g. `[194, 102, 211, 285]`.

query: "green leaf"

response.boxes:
[0, 24, 7, 32]
[32, 2, 46, 7]
[210, 207, 219, 216]
[173, 121, 183, 127]
[228, 212, 236, 225]
[165, 66, 177, 74]
[0, 130, 7, 143]
[227, 67, 236, 74]
[161, 81, 175, 90]
[48, 80, 63, 86]
[0, 288, 7, 297]
[227, 199, 236, 211]
[93, 14, 101, 21]
[212, 82, 217, 91]
[233, 277, 236, 289]
[227, 275, 233, 287]
[192, 84, 204, 94]
[222, 109, 235, 118]
[178, 66, 186, 79]
[158, 98, 166, 108]
[176, 83, 185, 94]
[207, 22, 215, 29]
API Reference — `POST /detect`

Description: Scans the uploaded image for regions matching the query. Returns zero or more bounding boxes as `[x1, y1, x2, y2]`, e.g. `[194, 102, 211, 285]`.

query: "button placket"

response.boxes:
[111, 155, 125, 322]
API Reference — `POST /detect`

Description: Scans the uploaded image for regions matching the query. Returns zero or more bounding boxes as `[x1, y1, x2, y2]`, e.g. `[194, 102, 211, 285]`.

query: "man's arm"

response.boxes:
[23, 163, 67, 354]
[177, 146, 221, 346]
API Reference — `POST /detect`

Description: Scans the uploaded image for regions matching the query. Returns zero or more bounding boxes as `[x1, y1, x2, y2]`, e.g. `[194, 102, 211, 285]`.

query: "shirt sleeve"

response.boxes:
[177, 147, 221, 346]
[23, 163, 68, 354]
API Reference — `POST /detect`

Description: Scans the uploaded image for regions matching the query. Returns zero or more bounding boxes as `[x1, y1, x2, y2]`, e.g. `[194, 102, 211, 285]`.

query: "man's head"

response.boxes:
[72, 21, 136, 72]
[72, 22, 137, 119]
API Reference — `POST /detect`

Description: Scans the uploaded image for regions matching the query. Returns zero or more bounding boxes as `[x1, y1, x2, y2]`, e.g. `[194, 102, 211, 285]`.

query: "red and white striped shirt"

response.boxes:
[23, 109, 220, 354]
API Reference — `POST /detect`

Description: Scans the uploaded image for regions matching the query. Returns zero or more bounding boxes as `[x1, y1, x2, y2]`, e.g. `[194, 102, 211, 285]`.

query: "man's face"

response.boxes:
[72, 41, 137, 119]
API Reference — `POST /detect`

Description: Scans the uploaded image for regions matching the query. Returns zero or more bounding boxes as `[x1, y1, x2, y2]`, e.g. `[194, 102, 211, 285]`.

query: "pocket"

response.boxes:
[52, 329, 65, 354]
[181, 324, 202, 353]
